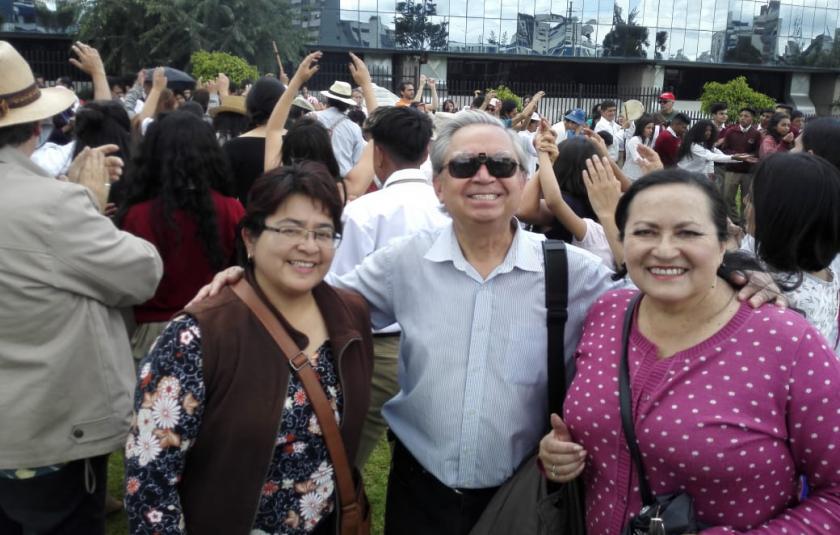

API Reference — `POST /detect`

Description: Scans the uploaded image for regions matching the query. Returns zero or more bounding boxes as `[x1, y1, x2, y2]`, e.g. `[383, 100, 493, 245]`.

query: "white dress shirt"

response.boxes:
[329, 168, 450, 332]
[622, 136, 652, 181]
[677, 143, 737, 174]
[330, 222, 623, 488]
[31, 140, 75, 177]
[314, 107, 366, 177]
[594, 117, 625, 162]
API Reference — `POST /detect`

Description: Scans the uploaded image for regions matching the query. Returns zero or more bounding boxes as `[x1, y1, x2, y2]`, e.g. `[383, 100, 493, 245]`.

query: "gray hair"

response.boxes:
[430, 110, 528, 177]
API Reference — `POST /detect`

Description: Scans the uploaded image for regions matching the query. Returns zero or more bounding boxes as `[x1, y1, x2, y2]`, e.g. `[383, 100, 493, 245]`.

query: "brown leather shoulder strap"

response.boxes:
[231, 280, 362, 530]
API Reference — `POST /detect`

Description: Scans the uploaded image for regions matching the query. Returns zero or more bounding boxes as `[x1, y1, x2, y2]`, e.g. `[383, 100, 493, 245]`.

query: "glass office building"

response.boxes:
[311, 0, 840, 69]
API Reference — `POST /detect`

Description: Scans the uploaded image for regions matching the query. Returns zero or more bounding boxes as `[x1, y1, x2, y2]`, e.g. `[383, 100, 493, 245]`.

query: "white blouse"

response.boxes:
[677, 143, 737, 174]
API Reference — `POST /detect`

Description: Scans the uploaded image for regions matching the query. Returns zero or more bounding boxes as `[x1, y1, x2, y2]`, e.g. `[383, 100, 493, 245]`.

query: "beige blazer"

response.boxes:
[0, 145, 162, 468]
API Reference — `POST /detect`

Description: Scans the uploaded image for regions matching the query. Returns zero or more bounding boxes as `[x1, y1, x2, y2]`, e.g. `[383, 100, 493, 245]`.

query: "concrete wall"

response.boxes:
[617, 64, 664, 88]
[810, 73, 840, 116]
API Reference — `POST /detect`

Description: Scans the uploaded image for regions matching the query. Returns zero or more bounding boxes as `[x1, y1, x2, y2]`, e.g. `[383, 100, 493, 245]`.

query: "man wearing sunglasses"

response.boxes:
[658, 91, 677, 123]
[191, 110, 784, 535]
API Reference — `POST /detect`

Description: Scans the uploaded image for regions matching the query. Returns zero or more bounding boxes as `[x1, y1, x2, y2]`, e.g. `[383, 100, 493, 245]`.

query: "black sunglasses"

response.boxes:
[446, 153, 520, 179]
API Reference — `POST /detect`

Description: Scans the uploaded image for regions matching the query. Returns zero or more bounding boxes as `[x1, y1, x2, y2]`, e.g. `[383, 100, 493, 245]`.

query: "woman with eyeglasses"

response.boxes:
[124, 161, 374, 534]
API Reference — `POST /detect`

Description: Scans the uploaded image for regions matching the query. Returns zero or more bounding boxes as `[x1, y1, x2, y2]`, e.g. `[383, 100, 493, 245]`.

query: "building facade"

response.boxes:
[309, 0, 840, 114]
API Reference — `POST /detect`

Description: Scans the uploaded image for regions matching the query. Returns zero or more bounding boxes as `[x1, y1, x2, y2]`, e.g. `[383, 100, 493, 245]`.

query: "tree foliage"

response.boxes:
[724, 37, 762, 64]
[190, 50, 259, 85]
[394, 0, 449, 51]
[77, 0, 308, 75]
[601, 4, 649, 58]
[700, 76, 776, 117]
[488, 85, 522, 111]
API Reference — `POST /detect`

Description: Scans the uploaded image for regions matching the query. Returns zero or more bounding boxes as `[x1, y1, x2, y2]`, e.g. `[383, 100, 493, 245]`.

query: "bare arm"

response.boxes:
[583, 156, 624, 266]
[414, 74, 426, 103]
[264, 51, 322, 172]
[428, 79, 438, 112]
[584, 128, 632, 191]
[69, 42, 110, 101]
[132, 67, 166, 131]
[537, 152, 588, 240]
[348, 52, 377, 114]
[511, 91, 544, 130]
[343, 141, 376, 200]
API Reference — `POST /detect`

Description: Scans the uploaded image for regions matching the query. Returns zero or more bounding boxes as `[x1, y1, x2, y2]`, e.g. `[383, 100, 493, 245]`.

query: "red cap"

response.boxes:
[659, 92, 676, 101]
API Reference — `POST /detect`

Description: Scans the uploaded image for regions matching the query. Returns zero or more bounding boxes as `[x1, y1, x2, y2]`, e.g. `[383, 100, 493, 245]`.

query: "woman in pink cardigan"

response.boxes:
[539, 169, 840, 534]
[759, 112, 794, 158]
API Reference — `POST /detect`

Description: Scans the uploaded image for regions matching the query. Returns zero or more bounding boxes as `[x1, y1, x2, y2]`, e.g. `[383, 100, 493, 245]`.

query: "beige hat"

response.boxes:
[208, 95, 247, 117]
[623, 99, 645, 121]
[320, 81, 357, 106]
[0, 41, 77, 128]
[292, 95, 315, 112]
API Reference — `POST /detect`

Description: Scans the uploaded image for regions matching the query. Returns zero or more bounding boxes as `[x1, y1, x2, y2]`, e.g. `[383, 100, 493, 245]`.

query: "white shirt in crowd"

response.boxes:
[314, 107, 366, 177]
[622, 136, 652, 181]
[31, 140, 75, 177]
[329, 167, 450, 333]
[741, 234, 840, 356]
[677, 143, 737, 175]
[594, 117, 625, 162]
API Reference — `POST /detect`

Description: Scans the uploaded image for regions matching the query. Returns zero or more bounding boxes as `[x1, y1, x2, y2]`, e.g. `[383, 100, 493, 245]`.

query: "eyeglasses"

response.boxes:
[263, 224, 342, 249]
[446, 153, 520, 179]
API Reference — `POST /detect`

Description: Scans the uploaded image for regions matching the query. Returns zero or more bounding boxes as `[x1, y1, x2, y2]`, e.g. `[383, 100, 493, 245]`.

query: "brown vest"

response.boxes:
[179, 278, 373, 534]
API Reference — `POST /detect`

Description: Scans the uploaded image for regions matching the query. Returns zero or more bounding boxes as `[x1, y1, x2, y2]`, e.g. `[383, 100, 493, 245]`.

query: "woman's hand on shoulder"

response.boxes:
[187, 266, 245, 307]
[538, 413, 587, 483]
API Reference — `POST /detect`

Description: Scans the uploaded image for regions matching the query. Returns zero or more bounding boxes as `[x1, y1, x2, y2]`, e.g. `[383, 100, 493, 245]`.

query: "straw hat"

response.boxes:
[320, 81, 357, 106]
[208, 95, 247, 117]
[292, 95, 315, 112]
[0, 41, 77, 128]
[623, 99, 645, 121]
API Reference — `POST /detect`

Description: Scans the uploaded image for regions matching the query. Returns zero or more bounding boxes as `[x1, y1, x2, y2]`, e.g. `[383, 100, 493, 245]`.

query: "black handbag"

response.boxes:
[469, 240, 586, 535]
[619, 294, 704, 535]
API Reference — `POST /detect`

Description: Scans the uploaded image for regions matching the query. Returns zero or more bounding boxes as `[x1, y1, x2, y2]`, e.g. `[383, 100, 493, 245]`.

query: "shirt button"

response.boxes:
[73, 429, 84, 438]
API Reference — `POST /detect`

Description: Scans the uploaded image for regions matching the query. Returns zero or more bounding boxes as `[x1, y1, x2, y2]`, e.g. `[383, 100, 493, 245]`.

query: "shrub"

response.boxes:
[190, 50, 259, 86]
[700, 76, 776, 119]
[489, 85, 523, 111]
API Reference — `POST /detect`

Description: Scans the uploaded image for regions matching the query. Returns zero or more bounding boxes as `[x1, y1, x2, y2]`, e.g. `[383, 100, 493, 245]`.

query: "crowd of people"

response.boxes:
[2, 38, 840, 535]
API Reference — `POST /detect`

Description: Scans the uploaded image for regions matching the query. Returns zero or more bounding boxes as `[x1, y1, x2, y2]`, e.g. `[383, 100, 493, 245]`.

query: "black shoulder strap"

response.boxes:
[619, 292, 655, 506]
[542, 240, 569, 419]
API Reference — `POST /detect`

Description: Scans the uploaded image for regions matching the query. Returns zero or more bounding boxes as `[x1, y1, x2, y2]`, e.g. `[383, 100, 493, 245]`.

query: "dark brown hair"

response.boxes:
[238, 161, 343, 265]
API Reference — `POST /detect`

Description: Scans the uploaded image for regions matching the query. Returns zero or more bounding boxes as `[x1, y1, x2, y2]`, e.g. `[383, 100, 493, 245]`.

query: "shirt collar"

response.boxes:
[666, 126, 678, 137]
[0, 145, 53, 178]
[424, 219, 542, 277]
[383, 167, 431, 188]
[740, 124, 753, 133]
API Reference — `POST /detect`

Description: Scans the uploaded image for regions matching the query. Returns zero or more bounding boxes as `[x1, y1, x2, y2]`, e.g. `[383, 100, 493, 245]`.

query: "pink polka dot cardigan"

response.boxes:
[565, 289, 840, 534]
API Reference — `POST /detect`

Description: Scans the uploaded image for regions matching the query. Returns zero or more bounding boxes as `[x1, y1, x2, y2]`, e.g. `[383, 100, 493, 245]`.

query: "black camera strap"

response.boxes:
[619, 292, 656, 507]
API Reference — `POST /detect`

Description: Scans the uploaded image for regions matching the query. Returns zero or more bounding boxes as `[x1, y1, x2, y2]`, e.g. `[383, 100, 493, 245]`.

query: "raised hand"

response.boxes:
[152, 67, 167, 91]
[583, 155, 621, 218]
[69, 41, 105, 77]
[292, 51, 322, 86]
[635, 143, 664, 174]
[216, 72, 230, 97]
[348, 52, 371, 86]
[538, 414, 586, 483]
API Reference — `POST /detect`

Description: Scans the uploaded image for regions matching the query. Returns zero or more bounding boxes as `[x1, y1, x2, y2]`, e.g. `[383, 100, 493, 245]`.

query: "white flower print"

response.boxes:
[152, 395, 181, 430]
[139, 362, 151, 381]
[179, 328, 194, 346]
[311, 461, 333, 486]
[282, 478, 295, 489]
[137, 408, 155, 435]
[299, 491, 324, 520]
[293, 441, 307, 454]
[156, 376, 181, 399]
[124, 435, 137, 459]
[137, 430, 162, 467]
[307, 414, 321, 435]
[145, 508, 163, 524]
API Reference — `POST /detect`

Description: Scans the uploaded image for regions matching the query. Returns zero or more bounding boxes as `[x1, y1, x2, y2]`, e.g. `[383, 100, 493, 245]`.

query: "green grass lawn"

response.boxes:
[106, 437, 392, 535]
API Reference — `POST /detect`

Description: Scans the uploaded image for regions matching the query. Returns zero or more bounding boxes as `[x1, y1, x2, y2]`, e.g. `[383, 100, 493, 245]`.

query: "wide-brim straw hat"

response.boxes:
[0, 41, 77, 128]
[209, 95, 247, 117]
[292, 95, 314, 112]
[623, 99, 645, 121]
[320, 81, 357, 106]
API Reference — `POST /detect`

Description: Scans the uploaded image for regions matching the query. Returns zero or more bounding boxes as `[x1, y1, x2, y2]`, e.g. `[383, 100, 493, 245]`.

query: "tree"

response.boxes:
[654, 31, 668, 60]
[601, 4, 648, 58]
[34, 0, 82, 33]
[190, 50, 259, 85]
[699, 76, 776, 118]
[724, 36, 762, 64]
[77, 0, 308, 75]
[394, 0, 449, 51]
